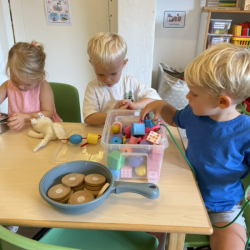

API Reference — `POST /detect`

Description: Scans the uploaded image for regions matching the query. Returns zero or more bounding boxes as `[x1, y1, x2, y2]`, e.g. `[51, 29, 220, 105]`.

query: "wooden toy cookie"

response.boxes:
[84, 188, 100, 197]
[84, 184, 103, 191]
[62, 173, 85, 187]
[57, 189, 73, 203]
[47, 184, 71, 201]
[72, 183, 85, 191]
[85, 174, 106, 187]
[97, 183, 110, 198]
[68, 190, 94, 204]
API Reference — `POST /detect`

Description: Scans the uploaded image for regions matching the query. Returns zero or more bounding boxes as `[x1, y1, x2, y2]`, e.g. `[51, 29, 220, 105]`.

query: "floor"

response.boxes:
[17, 227, 43, 238]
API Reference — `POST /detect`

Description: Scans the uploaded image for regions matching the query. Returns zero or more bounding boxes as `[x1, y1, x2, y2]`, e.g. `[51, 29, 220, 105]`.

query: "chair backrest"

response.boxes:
[242, 173, 250, 228]
[49, 82, 81, 123]
[0, 226, 77, 250]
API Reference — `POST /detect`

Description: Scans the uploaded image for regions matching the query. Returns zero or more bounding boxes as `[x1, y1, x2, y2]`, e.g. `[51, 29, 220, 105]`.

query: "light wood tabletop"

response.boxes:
[0, 123, 212, 250]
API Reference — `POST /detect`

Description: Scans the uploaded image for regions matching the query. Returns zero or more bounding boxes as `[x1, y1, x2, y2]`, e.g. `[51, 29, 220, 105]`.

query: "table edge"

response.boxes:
[0, 219, 213, 235]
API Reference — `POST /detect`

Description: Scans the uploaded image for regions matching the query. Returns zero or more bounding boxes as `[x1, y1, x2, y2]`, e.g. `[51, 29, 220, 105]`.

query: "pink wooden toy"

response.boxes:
[147, 154, 161, 180]
[121, 166, 132, 178]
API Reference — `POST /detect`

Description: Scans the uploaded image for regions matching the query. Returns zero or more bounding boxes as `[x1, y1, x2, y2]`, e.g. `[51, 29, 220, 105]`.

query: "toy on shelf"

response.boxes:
[28, 117, 67, 152]
[203, 0, 240, 10]
[102, 110, 169, 183]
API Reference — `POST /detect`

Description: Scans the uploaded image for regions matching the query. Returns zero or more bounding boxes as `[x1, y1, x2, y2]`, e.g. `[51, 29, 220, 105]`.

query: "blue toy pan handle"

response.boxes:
[110, 181, 159, 199]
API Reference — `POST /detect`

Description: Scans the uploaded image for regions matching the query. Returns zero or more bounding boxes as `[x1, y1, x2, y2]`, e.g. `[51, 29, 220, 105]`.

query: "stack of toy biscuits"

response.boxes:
[47, 173, 110, 204]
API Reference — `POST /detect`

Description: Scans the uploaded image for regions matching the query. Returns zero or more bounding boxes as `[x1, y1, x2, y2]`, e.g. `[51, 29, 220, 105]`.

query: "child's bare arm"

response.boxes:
[140, 100, 178, 127]
[39, 80, 55, 118]
[84, 113, 107, 125]
[0, 81, 7, 105]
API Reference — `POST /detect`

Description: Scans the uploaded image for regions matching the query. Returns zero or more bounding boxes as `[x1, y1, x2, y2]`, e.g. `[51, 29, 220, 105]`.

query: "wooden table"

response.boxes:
[0, 123, 212, 250]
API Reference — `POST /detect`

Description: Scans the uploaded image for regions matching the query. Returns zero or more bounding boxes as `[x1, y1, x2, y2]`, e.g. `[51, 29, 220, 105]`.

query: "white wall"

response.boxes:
[0, 0, 14, 113]
[152, 0, 206, 89]
[117, 0, 157, 86]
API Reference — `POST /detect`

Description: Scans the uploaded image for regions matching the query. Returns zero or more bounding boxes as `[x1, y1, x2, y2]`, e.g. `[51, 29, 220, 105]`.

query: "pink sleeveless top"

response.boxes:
[7, 80, 62, 122]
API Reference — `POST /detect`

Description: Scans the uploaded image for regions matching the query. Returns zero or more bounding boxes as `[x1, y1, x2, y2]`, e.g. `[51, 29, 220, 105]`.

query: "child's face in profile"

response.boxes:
[11, 74, 41, 91]
[186, 84, 221, 117]
[91, 58, 128, 88]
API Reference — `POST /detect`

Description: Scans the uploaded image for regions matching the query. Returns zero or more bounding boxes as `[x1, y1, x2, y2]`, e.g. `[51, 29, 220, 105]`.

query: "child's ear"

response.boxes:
[123, 59, 128, 69]
[218, 95, 231, 109]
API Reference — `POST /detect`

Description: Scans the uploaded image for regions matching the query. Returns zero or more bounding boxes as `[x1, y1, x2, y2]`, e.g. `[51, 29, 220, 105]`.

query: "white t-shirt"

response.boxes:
[83, 74, 161, 120]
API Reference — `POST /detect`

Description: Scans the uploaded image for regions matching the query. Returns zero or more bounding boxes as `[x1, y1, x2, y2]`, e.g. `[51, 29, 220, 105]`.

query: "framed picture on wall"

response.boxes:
[163, 11, 186, 28]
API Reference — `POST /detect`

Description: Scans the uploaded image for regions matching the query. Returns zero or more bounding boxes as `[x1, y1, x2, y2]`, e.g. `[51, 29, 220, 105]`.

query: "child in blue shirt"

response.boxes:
[141, 43, 250, 250]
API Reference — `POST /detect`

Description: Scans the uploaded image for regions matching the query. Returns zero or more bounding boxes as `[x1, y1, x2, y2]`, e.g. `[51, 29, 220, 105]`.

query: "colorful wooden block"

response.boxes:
[121, 166, 132, 178]
[124, 125, 131, 134]
[129, 136, 139, 144]
[145, 119, 155, 128]
[131, 123, 145, 137]
[107, 150, 126, 170]
[147, 131, 161, 145]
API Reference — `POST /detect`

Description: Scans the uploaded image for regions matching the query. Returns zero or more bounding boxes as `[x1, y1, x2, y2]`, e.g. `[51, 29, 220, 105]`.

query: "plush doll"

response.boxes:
[28, 117, 66, 152]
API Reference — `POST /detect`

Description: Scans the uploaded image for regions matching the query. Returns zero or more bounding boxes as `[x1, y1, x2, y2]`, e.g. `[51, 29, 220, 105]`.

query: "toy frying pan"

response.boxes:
[39, 161, 159, 214]
[0, 113, 9, 134]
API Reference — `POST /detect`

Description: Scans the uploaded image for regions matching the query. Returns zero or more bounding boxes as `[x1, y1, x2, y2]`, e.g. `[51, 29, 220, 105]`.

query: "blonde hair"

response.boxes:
[185, 43, 250, 101]
[87, 32, 127, 68]
[6, 41, 46, 81]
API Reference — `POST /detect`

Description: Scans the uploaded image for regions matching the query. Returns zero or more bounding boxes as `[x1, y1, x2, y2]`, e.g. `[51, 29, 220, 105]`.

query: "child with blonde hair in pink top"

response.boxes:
[0, 41, 61, 130]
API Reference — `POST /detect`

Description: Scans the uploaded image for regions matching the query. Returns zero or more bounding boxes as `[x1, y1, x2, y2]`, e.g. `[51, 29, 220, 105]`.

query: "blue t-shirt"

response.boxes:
[173, 105, 250, 212]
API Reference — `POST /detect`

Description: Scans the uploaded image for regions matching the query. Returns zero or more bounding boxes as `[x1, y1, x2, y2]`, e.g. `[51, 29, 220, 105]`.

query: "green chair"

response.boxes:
[0, 226, 158, 250]
[166, 173, 250, 250]
[49, 82, 81, 123]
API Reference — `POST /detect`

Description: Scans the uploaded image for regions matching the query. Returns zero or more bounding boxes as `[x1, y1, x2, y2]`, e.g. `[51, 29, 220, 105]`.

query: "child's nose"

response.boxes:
[104, 77, 111, 83]
[186, 91, 191, 100]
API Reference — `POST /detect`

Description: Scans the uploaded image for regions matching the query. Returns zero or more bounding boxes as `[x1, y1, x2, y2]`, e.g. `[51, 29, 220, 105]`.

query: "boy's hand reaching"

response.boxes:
[7, 113, 29, 130]
[140, 100, 167, 122]
[119, 99, 137, 110]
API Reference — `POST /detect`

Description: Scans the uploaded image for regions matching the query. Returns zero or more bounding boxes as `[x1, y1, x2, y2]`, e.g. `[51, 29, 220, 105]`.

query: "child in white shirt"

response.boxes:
[83, 32, 161, 125]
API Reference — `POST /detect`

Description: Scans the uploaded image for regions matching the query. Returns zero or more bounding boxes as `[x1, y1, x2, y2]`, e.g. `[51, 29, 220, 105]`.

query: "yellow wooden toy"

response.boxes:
[87, 133, 99, 145]
[135, 164, 147, 176]
[111, 125, 120, 134]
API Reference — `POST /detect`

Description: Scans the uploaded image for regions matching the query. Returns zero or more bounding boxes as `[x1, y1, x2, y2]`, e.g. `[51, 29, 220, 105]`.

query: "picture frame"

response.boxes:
[163, 11, 186, 28]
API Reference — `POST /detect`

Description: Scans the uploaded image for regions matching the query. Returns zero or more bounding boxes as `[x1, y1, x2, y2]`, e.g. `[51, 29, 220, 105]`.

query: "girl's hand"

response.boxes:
[7, 113, 29, 130]
[247, 196, 250, 201]
[119, 99, 137, 110]
[140, 100, 167, 121]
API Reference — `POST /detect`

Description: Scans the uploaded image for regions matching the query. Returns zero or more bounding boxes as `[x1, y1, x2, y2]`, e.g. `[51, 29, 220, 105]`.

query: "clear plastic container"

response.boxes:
[207, 33, 233, 48]
[101, 110, 169, 183]
[209, 19, 232, 34]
